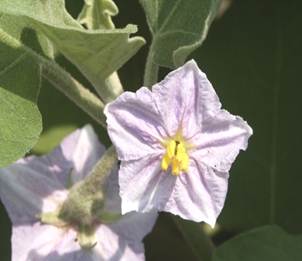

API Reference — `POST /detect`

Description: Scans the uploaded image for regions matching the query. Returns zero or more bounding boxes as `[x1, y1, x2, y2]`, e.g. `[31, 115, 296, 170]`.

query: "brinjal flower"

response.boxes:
[105, 60, 253, 227]
[0, 125, 157, 261]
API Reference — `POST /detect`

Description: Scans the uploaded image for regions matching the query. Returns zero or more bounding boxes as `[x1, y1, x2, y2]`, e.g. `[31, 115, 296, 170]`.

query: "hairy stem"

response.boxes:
[0, 28, 106, 127]
[144, 44, 159, 87]
[94, 71, 124, 104]
[41, 61, 106, 128]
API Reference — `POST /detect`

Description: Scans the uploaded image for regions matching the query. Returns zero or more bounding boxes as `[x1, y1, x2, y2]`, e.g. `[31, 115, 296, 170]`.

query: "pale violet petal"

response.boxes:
[152, 60, 222, 138]
[50, 124, 105, 184]
[15, 223, 145, 261]
[12, 223, 80, 261]
[190, 110, 253, 172]
[25, 125, 104, 188]
[0, 125, 105, 224]
[0, 162, 67, 224]
[119, 155, 176, 214]
[109, 211, 158, 243]
[163, 160, 229, 227]
[94, 225, 146, 261]
[105, 87, 166, 161]
[101, 163, 158, 246]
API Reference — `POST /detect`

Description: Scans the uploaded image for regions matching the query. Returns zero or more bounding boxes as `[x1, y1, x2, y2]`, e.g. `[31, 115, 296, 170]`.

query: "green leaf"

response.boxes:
[173, 216, 214, 261]
[78, 0, 118, 29]
[139, 0, 221, 68]
[213, 226, 302, 261]
[0, 32, 42, 167]
[145, 214, 199, 261]
[0, 14, 55, 59]
[196, 0, 302, 232]
[0, 0, 145, 102]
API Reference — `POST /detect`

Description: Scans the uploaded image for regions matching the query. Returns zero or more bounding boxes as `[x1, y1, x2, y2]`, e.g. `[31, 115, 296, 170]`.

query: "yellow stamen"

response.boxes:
[161, 139, 189, 175]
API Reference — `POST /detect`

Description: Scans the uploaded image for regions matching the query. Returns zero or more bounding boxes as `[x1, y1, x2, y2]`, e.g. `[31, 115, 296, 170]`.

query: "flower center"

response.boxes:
[161, 139, 189, 175]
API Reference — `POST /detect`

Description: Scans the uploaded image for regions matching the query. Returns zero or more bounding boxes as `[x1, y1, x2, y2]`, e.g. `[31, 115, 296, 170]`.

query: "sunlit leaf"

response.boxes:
[78, 0, 118, 29]
[0, 32, 42, 167]
[139, 0, 220, 68]
[0, 0, 145, 101]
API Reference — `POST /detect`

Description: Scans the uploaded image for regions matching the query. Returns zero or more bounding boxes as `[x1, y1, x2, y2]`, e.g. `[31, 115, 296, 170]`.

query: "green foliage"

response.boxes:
[0, 0, 145, 102]
[0, 0, 144, 165]
[197, 0, 302, 232]
[0, 9, 57, 167]
[213, 226, 302, 261]
[0, 39, 42, 167]
[145, 214, 199, 261]
[139, 0, 220, 68]
[173, 217, 213, 261]
[1, 0, 302, 259]
[78, 0, 118, 29]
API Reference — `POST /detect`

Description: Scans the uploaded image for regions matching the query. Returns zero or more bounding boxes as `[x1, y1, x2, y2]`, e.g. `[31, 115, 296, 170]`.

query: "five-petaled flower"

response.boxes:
[0, 125, 157, 261]
[105, 60, 253, 227]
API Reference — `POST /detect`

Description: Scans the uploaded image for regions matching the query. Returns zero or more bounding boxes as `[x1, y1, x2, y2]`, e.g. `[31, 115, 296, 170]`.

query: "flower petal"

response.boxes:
[94, 224, 147, 261]
[12, 223, 80, 261]
[105, 87, 166, 161]
[164, 160, 229, 227]
[0, 125, 103, 224]
[102, 161, 158, 245]
[0, 161, 67, 224]
[119, 155, 176, 214]
[190, 110, 253, 172]
[152, 60, 221, 138]
[49, 124, 105, 184]
[110, 211, 158, 243]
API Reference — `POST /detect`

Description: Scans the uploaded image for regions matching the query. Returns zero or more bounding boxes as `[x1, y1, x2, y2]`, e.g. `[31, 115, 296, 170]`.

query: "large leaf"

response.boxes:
[139, 0, 220, 68]
[0, 31, 42, 167]
[0, 0, 145, 101]
[78, 0, 118, 29]
[145, 214, 199, 261]
[213, 226, 302, 261]
[196, 0, 302, 232]
[173, 216, 213, 261]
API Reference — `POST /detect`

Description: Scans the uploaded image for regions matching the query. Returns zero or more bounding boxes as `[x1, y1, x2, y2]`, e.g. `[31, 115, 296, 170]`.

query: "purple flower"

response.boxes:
[105, 60, 253, 227]
[0, 125, 157, 261]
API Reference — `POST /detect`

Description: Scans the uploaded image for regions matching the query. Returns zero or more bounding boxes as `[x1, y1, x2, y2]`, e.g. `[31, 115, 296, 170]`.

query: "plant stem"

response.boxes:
[41, 61, 106, 128]
[144, 44, 159, 87]
[94, 72, 124, 104]
[0, 28, 107, 128]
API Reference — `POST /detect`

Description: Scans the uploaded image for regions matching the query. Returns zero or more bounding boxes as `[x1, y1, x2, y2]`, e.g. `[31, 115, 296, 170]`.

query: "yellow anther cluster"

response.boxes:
[161, 139, 189, 175]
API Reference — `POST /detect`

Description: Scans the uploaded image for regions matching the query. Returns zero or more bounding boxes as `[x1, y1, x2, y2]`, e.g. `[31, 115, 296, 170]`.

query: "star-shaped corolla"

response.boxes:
[0, 125, 157, 261]
[105, 60, 253, 227]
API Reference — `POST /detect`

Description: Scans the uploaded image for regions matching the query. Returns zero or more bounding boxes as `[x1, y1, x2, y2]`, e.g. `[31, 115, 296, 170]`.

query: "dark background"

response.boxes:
[1, 0, 302, 260]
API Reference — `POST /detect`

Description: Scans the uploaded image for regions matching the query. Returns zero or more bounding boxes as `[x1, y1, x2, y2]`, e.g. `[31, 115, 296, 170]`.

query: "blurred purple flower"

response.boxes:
[0, 125, 157, 261]
[105, 60, 253, 227]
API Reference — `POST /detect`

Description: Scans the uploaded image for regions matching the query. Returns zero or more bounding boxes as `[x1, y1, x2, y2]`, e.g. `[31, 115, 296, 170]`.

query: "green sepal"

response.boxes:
[77, 225, 98, 249]
[38, 211, 67, 228]
[58, 147, 117, 227]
